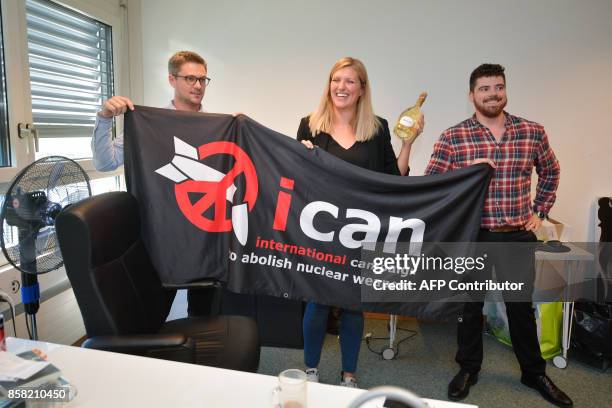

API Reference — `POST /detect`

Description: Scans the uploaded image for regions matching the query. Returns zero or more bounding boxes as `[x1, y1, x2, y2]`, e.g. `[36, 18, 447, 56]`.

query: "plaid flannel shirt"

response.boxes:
[425, 112, 560, 229]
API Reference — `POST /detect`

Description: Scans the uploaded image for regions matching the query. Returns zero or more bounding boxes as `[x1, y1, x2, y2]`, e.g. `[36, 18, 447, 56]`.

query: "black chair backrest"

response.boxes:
[598, 198, 612, 293]
[599, 197, 612, 243]
[56, 192, 173, 337]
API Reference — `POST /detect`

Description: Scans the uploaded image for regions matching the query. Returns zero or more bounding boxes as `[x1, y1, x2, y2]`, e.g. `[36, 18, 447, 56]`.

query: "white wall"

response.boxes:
[137, 0, 612, 241]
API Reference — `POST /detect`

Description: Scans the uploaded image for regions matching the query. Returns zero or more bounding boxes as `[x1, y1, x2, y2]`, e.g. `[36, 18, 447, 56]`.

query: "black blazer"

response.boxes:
[297, 116, 404, 176]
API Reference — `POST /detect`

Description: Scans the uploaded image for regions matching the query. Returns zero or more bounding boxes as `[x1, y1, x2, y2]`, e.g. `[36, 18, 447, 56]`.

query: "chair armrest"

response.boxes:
[82, 334, 196, 363]
[163, 279, 221, 290]
[82, 334, 187, 351]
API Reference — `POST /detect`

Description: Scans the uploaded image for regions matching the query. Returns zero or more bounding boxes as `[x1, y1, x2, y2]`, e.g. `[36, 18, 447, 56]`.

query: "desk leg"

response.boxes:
[565, 301, 575, 360]
[553, 260, 577, 369]
[383, 315, 398, 360]
[563, 261, 579, 361]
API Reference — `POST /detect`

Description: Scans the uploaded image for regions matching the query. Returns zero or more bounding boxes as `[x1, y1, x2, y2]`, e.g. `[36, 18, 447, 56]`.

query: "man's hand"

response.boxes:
[470, 158, 496, 168]
[524, 214, 543, 232]
[300, 140, 314, 149]
[98, 96, 135, 118]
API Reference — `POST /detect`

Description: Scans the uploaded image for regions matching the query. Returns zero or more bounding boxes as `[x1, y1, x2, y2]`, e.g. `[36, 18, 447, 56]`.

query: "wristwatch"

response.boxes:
[536, 211, 548, 220]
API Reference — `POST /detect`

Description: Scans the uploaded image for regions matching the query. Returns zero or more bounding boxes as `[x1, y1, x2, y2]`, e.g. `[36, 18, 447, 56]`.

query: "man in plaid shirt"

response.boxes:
[426, 64, 571, 407]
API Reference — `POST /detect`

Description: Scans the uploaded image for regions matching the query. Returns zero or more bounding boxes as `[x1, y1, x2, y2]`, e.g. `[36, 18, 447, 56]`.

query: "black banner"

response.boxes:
[124, 106, 493, 317]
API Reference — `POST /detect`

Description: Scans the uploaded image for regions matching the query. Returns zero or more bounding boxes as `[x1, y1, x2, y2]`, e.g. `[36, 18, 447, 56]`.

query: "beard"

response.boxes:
[474, 96, 507, 118]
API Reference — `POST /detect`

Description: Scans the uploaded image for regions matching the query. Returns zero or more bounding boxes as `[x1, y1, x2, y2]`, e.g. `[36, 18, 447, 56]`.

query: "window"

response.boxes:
[26, 0, 114, 160]
[0, 0, 129, 270]
[0, 7, 10, 167]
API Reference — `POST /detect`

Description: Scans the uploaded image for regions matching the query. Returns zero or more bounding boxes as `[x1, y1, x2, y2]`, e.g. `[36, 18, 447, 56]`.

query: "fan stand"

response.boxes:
[19, 227, 40, 340]
[1, 156, 92, 341]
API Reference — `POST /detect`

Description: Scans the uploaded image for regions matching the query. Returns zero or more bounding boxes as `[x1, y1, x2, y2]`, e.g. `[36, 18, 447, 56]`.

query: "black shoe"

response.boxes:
[521, 374, 573, 407]
[448, 370, 478, 401]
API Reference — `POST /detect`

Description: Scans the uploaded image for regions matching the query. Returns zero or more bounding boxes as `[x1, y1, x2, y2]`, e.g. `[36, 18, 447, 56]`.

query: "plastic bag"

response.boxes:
[572, 301, 612, 361]
[485, 296, 563, 359]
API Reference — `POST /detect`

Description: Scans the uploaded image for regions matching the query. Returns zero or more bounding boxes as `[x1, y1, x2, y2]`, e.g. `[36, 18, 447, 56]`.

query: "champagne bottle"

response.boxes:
[393, 92, 427, 143]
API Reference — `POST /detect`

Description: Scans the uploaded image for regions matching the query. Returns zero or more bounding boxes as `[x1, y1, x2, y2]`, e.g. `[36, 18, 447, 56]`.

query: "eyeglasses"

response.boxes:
[174, 75, 211, 87]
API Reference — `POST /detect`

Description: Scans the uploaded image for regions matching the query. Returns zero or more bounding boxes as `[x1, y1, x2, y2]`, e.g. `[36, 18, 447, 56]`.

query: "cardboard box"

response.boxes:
[536, 218, 572, 242]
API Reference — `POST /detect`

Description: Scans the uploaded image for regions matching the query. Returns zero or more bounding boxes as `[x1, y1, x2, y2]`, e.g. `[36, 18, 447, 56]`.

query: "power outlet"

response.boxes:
[0, 267, 23, 304]
[1, 265, 69, 311]
[11, 279, 20, 293]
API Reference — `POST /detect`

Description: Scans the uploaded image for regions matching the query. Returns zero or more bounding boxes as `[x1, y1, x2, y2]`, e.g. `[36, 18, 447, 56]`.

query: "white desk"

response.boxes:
[6, 338, 476, 408]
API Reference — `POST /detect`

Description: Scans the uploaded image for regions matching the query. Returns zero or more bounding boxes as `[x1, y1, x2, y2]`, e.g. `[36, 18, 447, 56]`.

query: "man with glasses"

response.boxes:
[91, 50, 213, 316]
[92, 50, 211, 171]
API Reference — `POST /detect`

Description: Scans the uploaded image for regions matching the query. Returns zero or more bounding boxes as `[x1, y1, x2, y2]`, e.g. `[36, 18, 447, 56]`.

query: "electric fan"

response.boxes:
[0, 156, 91, 339]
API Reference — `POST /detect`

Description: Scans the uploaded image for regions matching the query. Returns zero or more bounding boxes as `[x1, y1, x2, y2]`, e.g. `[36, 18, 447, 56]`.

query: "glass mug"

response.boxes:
[271, 369, 307, 408]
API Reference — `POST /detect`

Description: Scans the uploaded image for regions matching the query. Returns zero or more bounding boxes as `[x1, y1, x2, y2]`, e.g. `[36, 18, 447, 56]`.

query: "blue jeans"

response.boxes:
[303, 302, 364, 373]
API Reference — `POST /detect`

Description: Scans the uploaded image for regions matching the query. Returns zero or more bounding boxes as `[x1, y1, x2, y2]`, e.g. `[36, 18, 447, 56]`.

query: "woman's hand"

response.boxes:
[401, 113, 425, 146]
[415, 113, 425, 136]
[301, 140, 315, 149]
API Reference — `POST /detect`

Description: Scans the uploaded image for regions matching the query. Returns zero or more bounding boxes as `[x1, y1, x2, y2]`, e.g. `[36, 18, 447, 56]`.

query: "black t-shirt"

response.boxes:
[325, 137, 371, 169]
[296, 116, 405, 176]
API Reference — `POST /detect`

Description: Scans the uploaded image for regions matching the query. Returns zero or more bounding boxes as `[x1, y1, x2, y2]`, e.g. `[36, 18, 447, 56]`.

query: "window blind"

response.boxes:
[26, 0, 114, 139]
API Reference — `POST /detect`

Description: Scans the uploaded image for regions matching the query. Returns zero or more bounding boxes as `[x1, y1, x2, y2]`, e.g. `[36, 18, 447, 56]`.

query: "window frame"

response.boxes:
[0, 0, 128, 183]
[0, 5, 10, 168]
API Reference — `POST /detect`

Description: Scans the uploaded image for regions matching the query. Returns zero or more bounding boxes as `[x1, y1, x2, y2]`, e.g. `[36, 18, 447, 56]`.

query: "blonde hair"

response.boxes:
[168, 51, 207, 76]
[309, 57, 380, 142]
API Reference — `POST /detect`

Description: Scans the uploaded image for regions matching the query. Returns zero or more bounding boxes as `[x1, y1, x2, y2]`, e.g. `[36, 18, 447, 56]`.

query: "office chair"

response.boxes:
[55, 191, 260, 372]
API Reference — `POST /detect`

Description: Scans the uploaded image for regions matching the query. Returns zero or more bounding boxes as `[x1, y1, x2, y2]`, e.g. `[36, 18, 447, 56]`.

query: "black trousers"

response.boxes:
[456, 229, 546, 376]
[187, 288, 216, 317]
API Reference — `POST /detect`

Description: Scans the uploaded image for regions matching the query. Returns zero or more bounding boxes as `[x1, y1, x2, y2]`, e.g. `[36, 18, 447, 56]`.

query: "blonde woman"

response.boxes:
[298, 57, 423, 387]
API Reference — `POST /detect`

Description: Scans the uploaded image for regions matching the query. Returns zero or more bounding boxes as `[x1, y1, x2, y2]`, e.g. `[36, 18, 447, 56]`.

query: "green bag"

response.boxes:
[485, 300, 563, 359]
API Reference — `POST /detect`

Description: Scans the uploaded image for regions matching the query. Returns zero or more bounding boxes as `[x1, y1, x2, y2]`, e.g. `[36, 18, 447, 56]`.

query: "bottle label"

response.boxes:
[399, 116, 415, 127]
